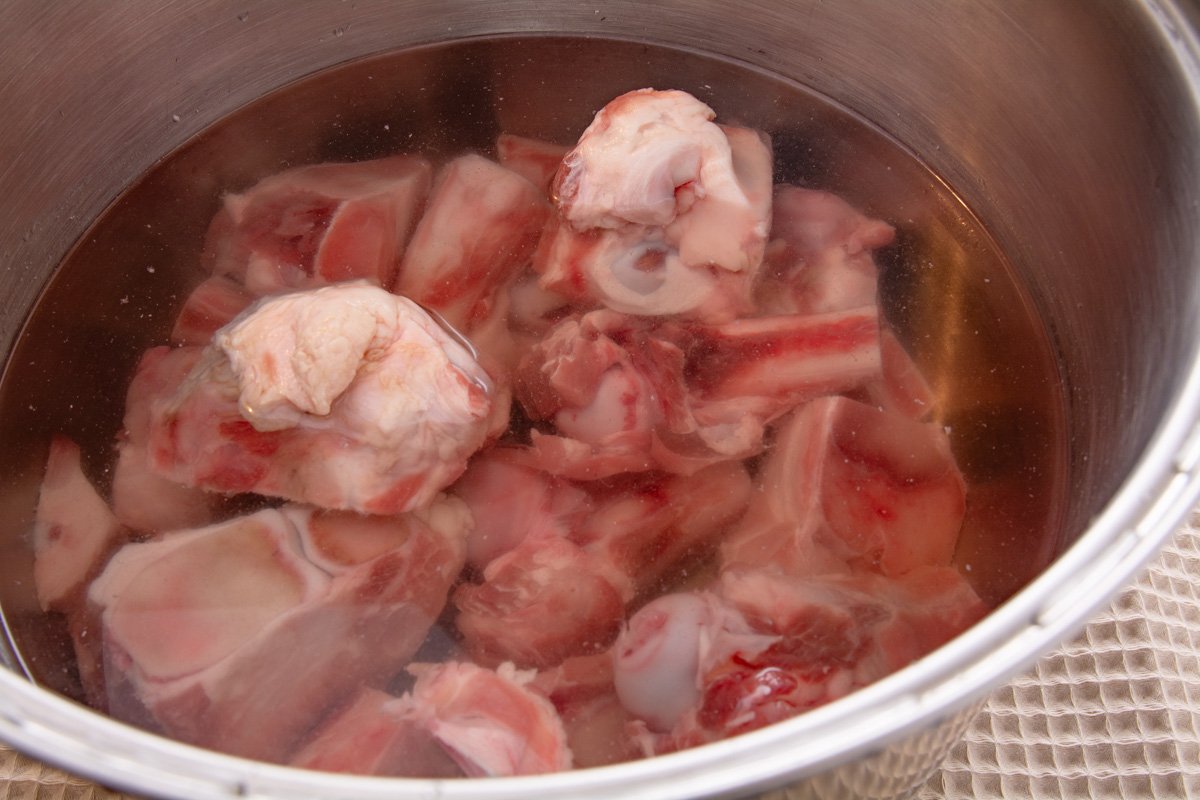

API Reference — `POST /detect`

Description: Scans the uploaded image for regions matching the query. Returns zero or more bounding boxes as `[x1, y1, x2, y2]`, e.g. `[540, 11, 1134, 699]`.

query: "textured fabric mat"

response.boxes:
[3, 515, 1199, 800]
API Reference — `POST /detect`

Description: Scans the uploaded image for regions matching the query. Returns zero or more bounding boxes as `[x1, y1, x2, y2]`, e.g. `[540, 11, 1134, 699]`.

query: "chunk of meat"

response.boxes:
[721, 395, 966, 578]
[515, 309, 880, 479]
[684, 308, 883, 402]
[857, 327, 938, 420]
[538, 120, 772, 322]
[204, 155, 432, 295]
[392, 661, 573, 776]
[496, 134, 569, 197]
[111, 346, 219, 534]
[622, 567, 986, 754]
[451, 447, 593, 570]
[755, 185, 895, 317]
[291, 688, 463, 777]
[454, 463, 751, 668]
[393, 154, 551, 332]
[32, 437, 125, 614]
[88, 498, 470, 762]
[554, 90, 770, 277]
[454, 535, 627, 669]
[146, 283, 495, 514]
[169, 275, 254, 346]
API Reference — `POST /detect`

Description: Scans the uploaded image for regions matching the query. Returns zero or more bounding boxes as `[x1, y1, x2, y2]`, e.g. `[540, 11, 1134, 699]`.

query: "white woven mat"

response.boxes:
[3, 515, 1200, 800]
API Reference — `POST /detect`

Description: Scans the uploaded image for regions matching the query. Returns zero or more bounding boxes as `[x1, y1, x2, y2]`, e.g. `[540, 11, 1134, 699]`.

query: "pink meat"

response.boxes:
[204, 155, 432, 295]
[32, 437, 125, 614]
[393, 661, 573, 776]
[531, 652, 642, 768]
[756, 185, 895, 317]
[454, 534, 627, 669]
[553, 90, 770, 277]
[291, 688, 463, 777]
[496, 134, 569, 197]
[170, 275, 254, 346]
[722, 395, 966, 578]
[575, 462, 753, 601]
[620, 567, 986, 754]
[392, 154, 551, 332]
[88, 499, 471, 762]
[111, 346, 219, 534]
[684, 308, 883, 402]
[451, 447, 593, 570]
[537, 120, 772, 322]
[145, 283, 495, 515]
[454, 463, 751, 669]
[857, 327, 938, 420]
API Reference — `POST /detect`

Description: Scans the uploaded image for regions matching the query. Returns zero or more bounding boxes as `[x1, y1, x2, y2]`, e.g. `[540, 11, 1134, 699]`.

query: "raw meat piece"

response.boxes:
[88, 498, 471, 762]
[515, 308, 881, 479]
[111, 346, 218, 533]
[553, 89, 770, 277]
[392, 154, 551, 332]
[684, 307, 883, 402]
[756, 185, 895, 317]
[204, 155, 432, 295]
[393, 661, 573, 776]
[575, 462, 753, 601]
[451, 447, 592, 570]
[496, 134, 569, 196]
[454, 534, 627, 669]
[858, 327, 938, 420]
[32, 437, 124, 614]
[454, 463, 752, 668]
[146, 283, 495, 514]
[531, 652, 642, 768]
[537, 121, 772, 322]
[721, 395, 966, 578]
[612, 592, 772, 733]
[170, 275, 254, 346]
[621, 566, 986, 753]
[291, 688, 463, 777]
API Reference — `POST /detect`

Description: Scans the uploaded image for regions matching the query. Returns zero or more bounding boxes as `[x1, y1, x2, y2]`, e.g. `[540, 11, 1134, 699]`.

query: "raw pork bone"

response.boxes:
[88, 499, 471, 762]
[112, 346, 221, 534]
[756, 185, 895, 318]
[531, 652, 642, 768]
[496, 134, 569, 197]
[393, 153, 551, 334]
[513, 307, 881, 479]
[31, 436, 127, 709]
[146, 283, 496, 515]
[722, 395, 966, 578]
[204, 154, 432, 296]
[451, 447, 593, 570]
[453, 461, 752, 670]
[753, 185, 935, 418]
[538, 118, 772, 323]
[615, 567, 987, 753]
[294, 661, 571, 777]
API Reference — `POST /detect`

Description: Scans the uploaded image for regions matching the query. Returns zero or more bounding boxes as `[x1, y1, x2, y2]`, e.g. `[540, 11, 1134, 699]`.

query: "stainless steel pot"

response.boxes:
[1, 1, 1198, 798]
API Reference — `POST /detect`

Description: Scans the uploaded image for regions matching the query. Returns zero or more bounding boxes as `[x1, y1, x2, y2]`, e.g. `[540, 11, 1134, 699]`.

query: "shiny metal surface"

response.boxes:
[0, 1, 1198, 799]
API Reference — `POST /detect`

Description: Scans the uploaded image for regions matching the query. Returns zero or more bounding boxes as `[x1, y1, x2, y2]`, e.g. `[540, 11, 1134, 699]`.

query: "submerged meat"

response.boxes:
[32, 437, 125, 614]
[146, 283, 495, 514]
[204, 155, 432, 295]
[554, 89, 770, 276]
[88, 499, 470, 761]
[722, 395, 966, 578]
[496, 134, 569, 197]
[453, 462, 751, 669]
[294, 661, 572, 777]
[540, 107, 772, 321]
[393, 154, 551, 332]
